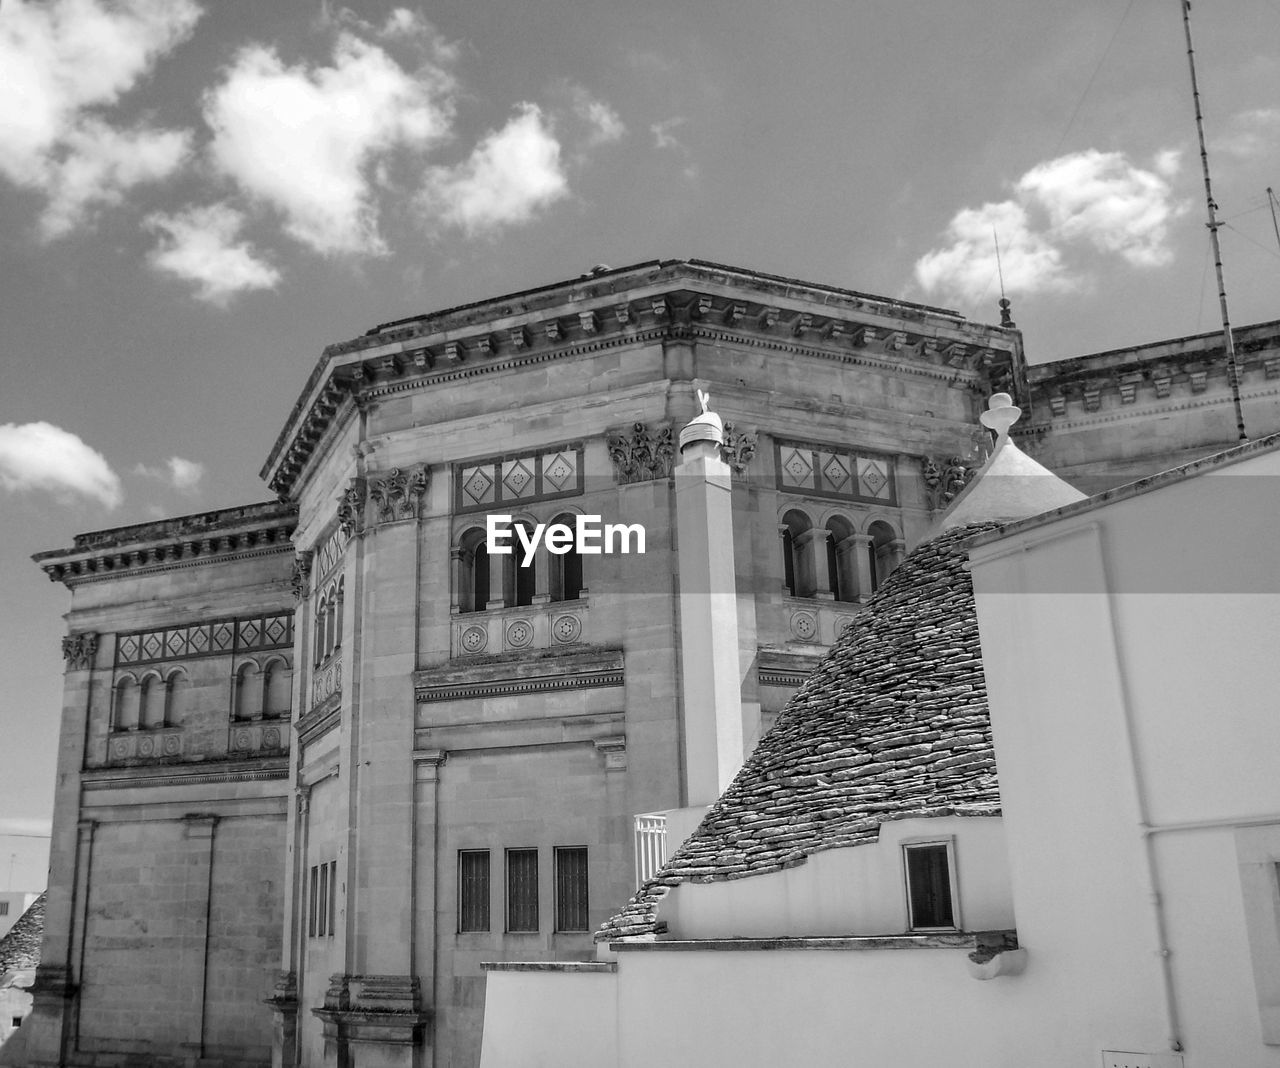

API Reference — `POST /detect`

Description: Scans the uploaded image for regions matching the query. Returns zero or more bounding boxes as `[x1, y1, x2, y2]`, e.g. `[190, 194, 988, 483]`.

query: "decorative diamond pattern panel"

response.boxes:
[775, 440, 897, 505]
[454, 444, 583, 514]
[116, 613, 294, 665]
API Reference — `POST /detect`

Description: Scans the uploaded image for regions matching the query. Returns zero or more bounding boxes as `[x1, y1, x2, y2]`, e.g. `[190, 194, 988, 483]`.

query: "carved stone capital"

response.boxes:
[291, 551, 313, 601]
[721, 422, 757, 476]
[367, 464, 429, 525]
[921, 455, 976, 511]
[337, 477, 366, 537]
[606, 422, 674, 485]
[61, 631, 97, 671]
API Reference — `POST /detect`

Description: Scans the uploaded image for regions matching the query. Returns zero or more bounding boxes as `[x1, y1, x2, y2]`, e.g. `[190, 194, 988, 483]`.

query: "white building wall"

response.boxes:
[970, 444, 1280, 1065]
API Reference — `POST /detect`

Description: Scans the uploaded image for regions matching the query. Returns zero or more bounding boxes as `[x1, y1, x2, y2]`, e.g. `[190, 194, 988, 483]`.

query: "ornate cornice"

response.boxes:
[35, 501, 297, 587]
[263, 260, 1016, 498]
[414, 647, 625, 703]
[81, 758, 289, 791]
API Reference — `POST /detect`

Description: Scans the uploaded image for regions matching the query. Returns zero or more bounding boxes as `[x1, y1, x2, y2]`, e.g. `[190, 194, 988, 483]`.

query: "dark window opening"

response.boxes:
[905, 843, 955, 929]
[506, 848, 539, 932]
[459, 850, 491, 933]
[555, 847, 589, 932]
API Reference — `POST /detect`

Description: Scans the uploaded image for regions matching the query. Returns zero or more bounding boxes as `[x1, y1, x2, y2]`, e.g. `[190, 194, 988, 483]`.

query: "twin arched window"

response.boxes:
[314, 578, 344, 666]
[234, 657, 292, 720]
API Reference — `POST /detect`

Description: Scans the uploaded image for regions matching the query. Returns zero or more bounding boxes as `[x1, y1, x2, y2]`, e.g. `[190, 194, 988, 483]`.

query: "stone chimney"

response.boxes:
[674, 389, 744, 806]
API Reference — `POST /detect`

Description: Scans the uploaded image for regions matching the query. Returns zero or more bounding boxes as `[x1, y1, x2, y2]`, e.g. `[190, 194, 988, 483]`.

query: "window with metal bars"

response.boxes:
[506, 848, 539, 932]
[555, 847, 589, 932]
[904, 842, 956, 929]
[458, 850, 491, 932]
[308, 865, 318, 937]
[308, 860, 337, 938]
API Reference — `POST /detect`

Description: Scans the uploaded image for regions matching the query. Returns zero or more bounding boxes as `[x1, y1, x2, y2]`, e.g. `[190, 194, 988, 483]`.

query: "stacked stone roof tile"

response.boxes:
[597, 524, 1001, 942]
[0, 893, 45, 975]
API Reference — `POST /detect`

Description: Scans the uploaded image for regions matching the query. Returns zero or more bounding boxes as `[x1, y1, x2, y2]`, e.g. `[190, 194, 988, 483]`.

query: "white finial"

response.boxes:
[979, 392, 1021, 444]
[697, 388, 711, 414]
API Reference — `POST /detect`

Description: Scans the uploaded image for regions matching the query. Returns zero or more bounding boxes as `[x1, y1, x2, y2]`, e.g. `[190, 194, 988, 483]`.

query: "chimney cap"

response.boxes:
[680, 388, 725, 450]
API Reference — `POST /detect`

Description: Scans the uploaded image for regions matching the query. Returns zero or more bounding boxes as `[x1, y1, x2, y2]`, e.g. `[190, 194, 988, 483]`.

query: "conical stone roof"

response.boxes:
[597, 522, 1001, 942]
[0, 893, 44, 975]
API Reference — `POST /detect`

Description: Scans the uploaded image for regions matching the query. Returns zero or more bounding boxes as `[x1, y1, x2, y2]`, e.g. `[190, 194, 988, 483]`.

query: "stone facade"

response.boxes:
[24, 260, 1280, 1067]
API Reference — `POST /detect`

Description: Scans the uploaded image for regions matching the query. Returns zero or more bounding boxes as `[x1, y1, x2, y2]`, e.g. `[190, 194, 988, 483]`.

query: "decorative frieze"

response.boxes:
[116, 613, 293, 666]
[313, 656, 342, 707]
[107, 727, 183, 764]
[228, 722, 288, 757]
[367, 464, 429, 525]
[721, 423, 758, 476]
[455, 445, 583, 513]
[606, 423, 674, 485]
[62, 631, 98, 671]
[776, 439, 896, 505]
[921, 456, 976, 512]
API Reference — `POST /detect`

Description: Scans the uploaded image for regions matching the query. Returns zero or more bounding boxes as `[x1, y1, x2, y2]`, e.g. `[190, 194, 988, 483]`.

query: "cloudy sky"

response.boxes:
[1, 0, 1277, 888]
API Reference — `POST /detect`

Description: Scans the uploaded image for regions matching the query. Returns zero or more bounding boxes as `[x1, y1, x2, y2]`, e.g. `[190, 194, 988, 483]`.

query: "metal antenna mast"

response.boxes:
[1268, 187, 1280, 255]
[1181, 0, 1247, 440]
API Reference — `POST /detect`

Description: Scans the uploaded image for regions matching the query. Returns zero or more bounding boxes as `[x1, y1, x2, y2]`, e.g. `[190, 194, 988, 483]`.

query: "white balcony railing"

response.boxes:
[634, 812, 668, 888]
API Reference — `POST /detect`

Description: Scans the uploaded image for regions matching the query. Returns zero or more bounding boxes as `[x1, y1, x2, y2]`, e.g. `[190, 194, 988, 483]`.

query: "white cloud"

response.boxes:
[134, 455, 205, 492]
[41, 119, 190, 239]
[570, 88, 624, 146]
[1213, 107, 1280, 159]
[204, 31, 454, 255]
[422, 103, 569, 234]
[1016, 149, 1185, 267]
[915, 149, 1186, 304]
[915, 200, 1074, 305]
[651, 116, 687, 151]
[0, 422, 122, 509]
[147, 203, 280, 304]
[0, 0, 200, 236]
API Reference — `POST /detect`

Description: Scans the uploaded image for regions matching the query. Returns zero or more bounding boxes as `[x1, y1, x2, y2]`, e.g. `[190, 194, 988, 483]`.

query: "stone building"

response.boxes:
[18, 260, 1280, 1068]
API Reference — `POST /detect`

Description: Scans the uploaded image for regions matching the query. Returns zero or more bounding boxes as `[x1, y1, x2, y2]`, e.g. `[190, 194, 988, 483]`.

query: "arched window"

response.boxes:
[115, 677, 139, 731]
[867, 520, 898, 594]
[503, 521, 537, 608]
[333, 578, 344, 652]
[235, 661, 260, 720]
[825, 515, 857, 602]
[324, 588, 337, 659]
[264, 659, 292, 718]
[780, 510, 812, 597]
[549, 513, 584, 601]
[458, 528, 490, 613]
[314, 594, 328, 667]
[164, 669, 189, 724]
[140, 674, 166, 729]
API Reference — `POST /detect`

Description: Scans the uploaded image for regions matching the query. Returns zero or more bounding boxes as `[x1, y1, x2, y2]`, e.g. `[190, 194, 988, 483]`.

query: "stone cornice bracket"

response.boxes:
[921, 455, 976, 511]
[337, 477, 367, 537]
[606, 422, 675, 485]
[62, 631, 98, 671]
[721, 423, 758, 476]
[291, 551, 314, 602]
[367, 464, 430, 526]
[593, 735, 627, 771]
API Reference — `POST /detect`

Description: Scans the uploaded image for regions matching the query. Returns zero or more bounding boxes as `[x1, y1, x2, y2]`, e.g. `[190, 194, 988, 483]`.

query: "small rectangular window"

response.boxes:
[328, 860, 337, 937]
[308, 865, 318, 937]
[459, 850, 491, 932]
[0, 902, 8, 916]
[904, 842, 956, 930]
[12, 1016, 21, 1029]
[506, 848, 539, 932]
[555, 847, 589, 932]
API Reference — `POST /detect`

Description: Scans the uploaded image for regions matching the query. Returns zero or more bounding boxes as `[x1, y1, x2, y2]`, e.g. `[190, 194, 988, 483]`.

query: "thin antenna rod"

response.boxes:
[992, 227, 1007, 299]
[1181, 0, 1247, 440]
[1268, 187, 1280, 255]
